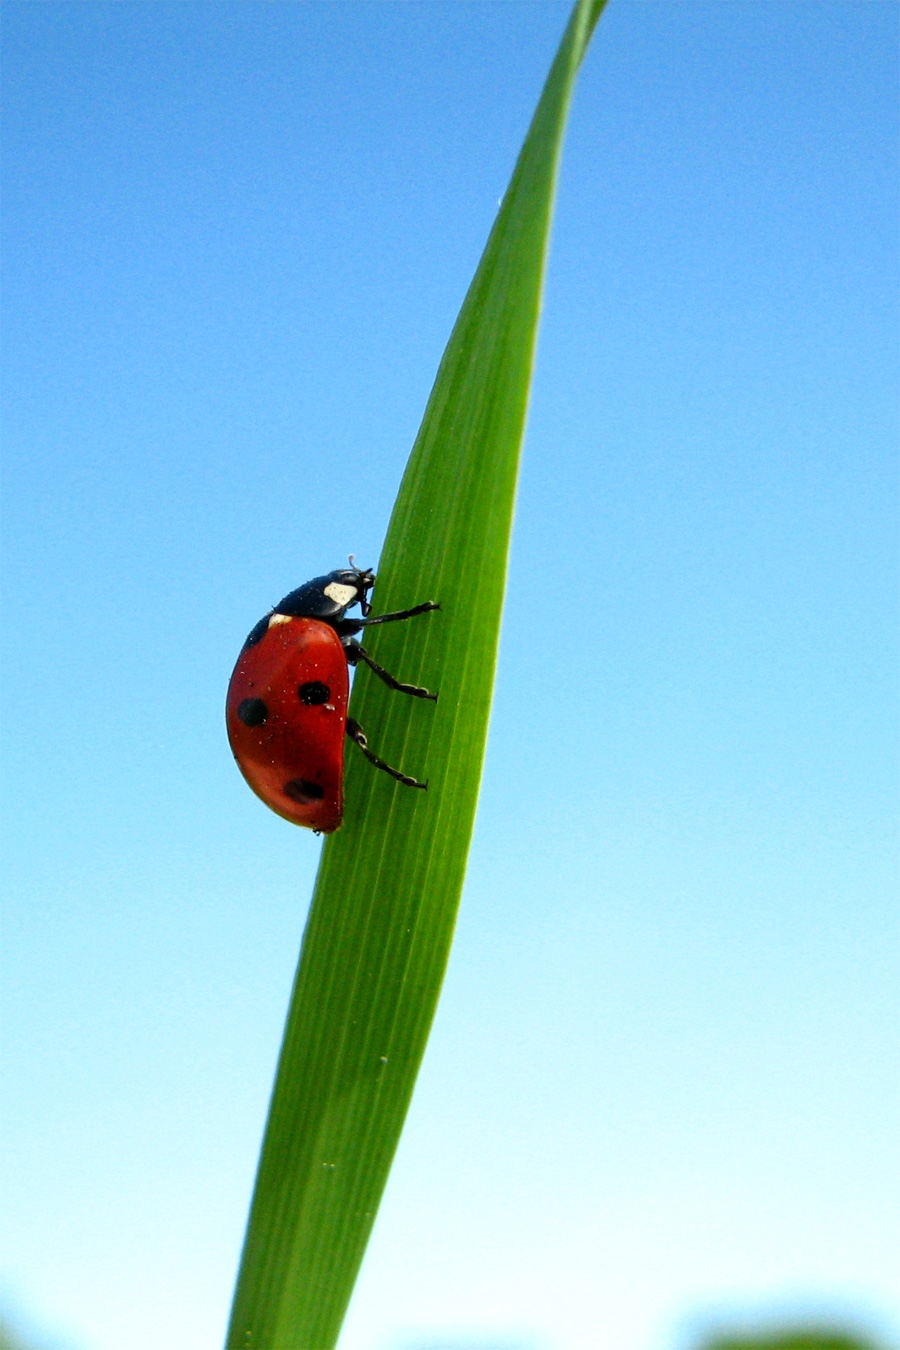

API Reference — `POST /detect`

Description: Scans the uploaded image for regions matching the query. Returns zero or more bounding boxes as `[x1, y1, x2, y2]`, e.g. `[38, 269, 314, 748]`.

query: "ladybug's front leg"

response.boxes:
[346, 718, 427, 789]
[334, 600, 439, 638]
[344, 639, 438, 701]
[358, 601, 440, 626]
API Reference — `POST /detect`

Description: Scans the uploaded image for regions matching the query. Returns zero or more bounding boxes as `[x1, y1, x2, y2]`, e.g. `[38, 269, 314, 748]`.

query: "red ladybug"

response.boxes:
[226, 563, 438, 832]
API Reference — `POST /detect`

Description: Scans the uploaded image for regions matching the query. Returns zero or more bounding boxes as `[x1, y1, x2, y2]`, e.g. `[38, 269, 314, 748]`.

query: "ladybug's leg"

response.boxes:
[345, 639, 438, 701]
[334, 602, 438, 639]
[358, 601, 440, 625]
[346, 718, 427, 790]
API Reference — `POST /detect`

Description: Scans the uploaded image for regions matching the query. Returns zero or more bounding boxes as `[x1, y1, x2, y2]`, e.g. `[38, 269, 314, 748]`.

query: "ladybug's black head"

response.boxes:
[328, 561, 376, 617]
[269, 562, 376, 627]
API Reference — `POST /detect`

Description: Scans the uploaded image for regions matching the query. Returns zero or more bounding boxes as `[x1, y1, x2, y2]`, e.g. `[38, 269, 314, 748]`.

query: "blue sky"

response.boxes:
[1, 4, 897, 1350]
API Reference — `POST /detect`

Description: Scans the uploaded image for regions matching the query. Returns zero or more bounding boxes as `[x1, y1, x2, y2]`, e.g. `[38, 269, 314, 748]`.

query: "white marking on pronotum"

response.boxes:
[323, 582, 358, 607]
[268, 613, 293, 627]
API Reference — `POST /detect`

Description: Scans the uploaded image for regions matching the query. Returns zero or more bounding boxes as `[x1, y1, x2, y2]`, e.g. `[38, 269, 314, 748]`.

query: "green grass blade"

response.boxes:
[226, 3, 606, 1345]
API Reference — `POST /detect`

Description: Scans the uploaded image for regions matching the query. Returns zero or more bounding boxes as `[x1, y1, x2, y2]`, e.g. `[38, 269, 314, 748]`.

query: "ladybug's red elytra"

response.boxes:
[226, 562, 438, 832]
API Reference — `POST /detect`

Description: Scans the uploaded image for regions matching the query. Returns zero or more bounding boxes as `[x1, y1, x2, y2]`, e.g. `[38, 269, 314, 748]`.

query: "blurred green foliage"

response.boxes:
[0, 1318, 39, 1350]
[699, 1328, 884, 1350]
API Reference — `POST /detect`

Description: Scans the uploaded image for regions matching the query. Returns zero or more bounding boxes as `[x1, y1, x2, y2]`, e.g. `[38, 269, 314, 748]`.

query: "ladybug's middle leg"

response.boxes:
[344, 639, 437, 700]
[346, 718, 426, 789]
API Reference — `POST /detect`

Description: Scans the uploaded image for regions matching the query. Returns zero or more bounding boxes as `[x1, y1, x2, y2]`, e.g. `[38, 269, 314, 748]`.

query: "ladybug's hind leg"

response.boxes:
[344, 639, 437, 700]
[346, 718, 426, 790]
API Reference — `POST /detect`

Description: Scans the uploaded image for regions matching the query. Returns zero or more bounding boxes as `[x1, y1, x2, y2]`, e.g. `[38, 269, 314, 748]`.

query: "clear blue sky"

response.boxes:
[2, 4, 897, 1350]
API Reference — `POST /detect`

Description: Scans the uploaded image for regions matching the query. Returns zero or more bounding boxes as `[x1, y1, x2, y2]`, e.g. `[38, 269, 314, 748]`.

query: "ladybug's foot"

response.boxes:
[346, 640, 438, 700]
[346, 718, 427, 790]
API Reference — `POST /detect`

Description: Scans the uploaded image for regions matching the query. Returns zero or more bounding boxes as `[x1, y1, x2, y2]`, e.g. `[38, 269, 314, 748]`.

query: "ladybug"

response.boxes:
[226, 562, 438, 833]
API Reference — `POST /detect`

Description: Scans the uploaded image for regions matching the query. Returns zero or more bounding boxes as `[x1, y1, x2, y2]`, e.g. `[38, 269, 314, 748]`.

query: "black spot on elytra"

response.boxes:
[298, 681, 330, 706]
[237, 697, 268, 727]
[283, 778, 325, 803]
